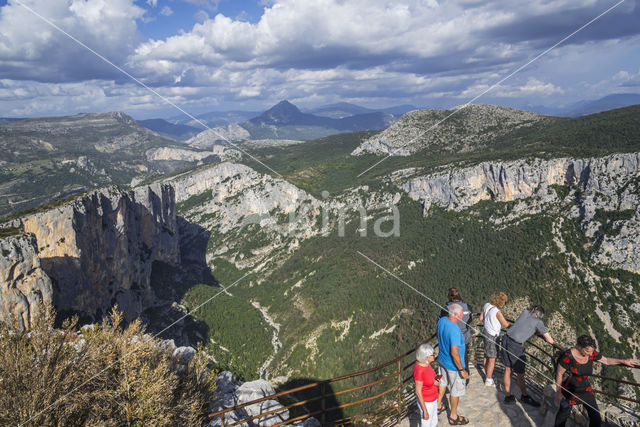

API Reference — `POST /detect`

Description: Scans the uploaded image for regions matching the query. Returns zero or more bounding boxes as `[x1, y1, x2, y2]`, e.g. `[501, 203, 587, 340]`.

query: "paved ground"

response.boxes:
[399, 363, 558, 426]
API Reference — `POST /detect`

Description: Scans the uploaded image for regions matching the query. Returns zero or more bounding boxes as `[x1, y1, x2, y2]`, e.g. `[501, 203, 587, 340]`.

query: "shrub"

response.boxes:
[0, 305, 215, 426]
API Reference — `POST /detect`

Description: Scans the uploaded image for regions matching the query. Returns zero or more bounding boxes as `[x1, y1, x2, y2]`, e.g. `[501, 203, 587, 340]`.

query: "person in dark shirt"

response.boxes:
[501, 305, 554, 406]
[555, 334, 639, 427]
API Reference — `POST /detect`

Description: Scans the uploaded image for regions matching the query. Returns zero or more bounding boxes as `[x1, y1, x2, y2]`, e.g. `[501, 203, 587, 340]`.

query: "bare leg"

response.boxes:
[516, 373, 527, 396]
[449, 396, 460, 420]
[437, 386, 447, 410]
[486, 357, 496, 380]
[503, 367, 512, 395]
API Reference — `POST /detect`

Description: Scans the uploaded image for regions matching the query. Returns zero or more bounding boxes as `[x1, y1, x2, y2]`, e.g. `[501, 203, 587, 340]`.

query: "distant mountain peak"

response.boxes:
[251, 100, 305, 125]
[266, 100, 302, 116]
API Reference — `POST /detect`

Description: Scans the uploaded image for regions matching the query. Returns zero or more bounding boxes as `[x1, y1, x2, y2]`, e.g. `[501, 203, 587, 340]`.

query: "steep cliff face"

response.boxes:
[168, 162, 321, 273]
[0, 233, 53, 328]
[1, 183, 180, 325]
[401, 152, 640, 273]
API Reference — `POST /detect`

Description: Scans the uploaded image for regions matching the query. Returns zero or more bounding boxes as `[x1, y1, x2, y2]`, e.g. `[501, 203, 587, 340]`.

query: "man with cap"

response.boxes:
[501, 305, 554, 406]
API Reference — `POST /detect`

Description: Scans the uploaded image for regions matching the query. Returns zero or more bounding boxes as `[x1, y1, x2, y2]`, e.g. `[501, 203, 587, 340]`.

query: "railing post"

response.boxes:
[321, 382, 326, 426]
[397, 358, 402, 422]
[220, 415, 225, 427]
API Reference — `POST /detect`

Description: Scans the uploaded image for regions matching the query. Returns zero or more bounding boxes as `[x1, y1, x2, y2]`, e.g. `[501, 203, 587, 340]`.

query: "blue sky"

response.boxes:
[0, 0, 639, 118]
[139, 1, 266, 41]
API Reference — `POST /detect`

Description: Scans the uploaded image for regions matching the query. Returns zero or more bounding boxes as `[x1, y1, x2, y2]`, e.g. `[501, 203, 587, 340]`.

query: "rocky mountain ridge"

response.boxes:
[352, 104, 550, 156]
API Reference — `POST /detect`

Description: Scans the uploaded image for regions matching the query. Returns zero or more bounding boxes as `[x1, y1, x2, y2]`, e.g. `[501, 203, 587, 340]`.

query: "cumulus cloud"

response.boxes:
[0, 0, 145, 83]
[131, 0, 640, 79]
[616, 70, 640, 87]
[1, 0, 639, 117]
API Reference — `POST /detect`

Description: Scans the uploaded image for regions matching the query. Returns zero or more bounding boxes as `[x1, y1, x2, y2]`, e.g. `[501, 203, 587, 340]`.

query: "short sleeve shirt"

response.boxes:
[413, 363, 438, 402]
[439, 301, 473, 343]
[506, 310, 548, 343]
[558, 348, 602, 397]
[437, 317, 465, 371]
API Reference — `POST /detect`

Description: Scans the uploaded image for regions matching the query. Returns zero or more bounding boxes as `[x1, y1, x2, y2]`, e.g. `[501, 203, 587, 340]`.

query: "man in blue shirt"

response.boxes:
[436, 303, 469, 425]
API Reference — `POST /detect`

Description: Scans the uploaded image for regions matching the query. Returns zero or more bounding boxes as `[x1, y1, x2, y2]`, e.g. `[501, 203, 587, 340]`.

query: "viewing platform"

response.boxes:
[208, 329, 640, 426]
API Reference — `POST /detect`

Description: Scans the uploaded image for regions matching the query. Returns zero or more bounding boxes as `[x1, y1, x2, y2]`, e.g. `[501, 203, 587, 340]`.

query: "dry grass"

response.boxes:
[0, 305, 215, 426]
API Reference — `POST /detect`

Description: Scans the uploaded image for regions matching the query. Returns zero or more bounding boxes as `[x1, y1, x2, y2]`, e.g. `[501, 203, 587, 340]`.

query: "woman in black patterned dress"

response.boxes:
[554, 335, 639, 427]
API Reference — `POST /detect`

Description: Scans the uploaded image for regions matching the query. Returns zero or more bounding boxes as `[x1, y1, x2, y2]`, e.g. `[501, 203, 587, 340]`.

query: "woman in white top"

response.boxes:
[478, 292, 510, 386]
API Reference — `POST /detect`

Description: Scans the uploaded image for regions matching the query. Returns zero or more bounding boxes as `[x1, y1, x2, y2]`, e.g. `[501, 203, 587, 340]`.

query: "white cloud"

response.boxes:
[519, 78, 564, 96]
[0, 0, 145, 82]
[194, 9, 209, 23]
[1, 0, 639, 116]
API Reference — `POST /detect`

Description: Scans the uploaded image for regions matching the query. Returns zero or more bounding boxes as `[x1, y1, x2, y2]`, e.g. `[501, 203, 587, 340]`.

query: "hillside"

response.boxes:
[1, 104, 639, 412]
[352, 104, 552, 156]
[137, 118, 202, 141]
[167, 105, 640, 393]
[0, 112, 214, 218]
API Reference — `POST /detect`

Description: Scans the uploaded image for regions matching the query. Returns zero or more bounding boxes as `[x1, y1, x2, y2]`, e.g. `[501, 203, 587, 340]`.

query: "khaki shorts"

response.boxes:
[438, 366, 466, 397]
[483, 330, 500, 358]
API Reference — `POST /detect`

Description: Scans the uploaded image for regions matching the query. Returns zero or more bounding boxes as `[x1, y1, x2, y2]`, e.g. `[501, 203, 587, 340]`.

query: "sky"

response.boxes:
[0, 0, 639, 119]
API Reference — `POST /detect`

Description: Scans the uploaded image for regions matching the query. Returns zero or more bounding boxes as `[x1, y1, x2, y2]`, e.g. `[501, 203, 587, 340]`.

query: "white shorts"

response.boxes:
[439, 366, 467, 397]
[416, 398, 438, 427]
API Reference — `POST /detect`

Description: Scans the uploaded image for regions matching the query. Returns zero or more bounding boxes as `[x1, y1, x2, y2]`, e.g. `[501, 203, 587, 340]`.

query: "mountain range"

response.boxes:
[139, 100, 407, 142]
[1, 102, 640, 416]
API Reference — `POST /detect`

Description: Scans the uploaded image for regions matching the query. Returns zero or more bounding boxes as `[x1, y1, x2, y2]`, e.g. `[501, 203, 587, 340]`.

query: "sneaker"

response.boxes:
[484, 378, 495, 387]
[520, 395, 541, 407]
[504, 395, 516, 404]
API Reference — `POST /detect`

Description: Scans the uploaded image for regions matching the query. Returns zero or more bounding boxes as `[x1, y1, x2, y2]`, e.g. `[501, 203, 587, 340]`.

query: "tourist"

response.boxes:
[555, 334, 639, 427]
[413, 343, 440, 427]
[436, 303, 469, 425]
[478, 292, 510, 387]
[439, 287, 473, 372]
[501, 305, 554, 406]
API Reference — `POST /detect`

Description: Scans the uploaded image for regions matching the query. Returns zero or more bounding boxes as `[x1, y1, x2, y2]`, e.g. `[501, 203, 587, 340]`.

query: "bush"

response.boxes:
[0, 305, 216, 426]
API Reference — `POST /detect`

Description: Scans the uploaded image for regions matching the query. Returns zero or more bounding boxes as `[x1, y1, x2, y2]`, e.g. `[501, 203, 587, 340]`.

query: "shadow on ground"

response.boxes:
[277, 378, 345, 425]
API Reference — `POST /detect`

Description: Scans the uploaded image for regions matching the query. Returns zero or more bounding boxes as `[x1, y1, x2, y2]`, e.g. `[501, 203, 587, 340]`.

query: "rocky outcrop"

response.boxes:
[352, 104, 548, 156]
[402, 153, 640, 215]
[1, 183, 180, 326]
[208, 371, 320, 427]
[0, 233, 53, 328]
[167, 162, 320, 273]
[146, 147, 213, 163]
[187, 124, 250, 150]
[401, 152, 640, 273]
[147, 146, 241, 163]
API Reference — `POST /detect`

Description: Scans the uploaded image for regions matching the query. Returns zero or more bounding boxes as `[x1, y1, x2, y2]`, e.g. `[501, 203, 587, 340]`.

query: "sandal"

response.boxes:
[448, 415, 469, 425]
[438, 406, 446, 414]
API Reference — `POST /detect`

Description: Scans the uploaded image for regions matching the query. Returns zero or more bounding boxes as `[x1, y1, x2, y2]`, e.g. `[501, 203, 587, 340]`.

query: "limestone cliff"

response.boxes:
[0, 233, 53, 328]
[0, 183, 180, 326]
[167, 162, 320, 273]
[400, 152, 640, 273]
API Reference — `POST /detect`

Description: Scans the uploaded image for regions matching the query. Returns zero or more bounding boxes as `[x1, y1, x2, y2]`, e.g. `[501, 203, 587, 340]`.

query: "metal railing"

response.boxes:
[208, 315, 639, 426]
[477, 315, 640, 407]
[208, 333, 438, 426]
